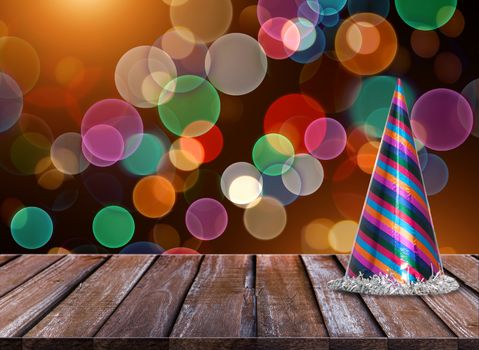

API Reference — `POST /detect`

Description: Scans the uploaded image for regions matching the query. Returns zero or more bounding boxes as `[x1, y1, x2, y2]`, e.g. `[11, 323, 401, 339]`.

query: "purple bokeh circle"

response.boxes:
[185, 198, 228, 241]
[81, 99, 143, 159]
[304, 117, 347, 160]
[0, 73, 23, 132]
[411, 88, 473, 151]
[257, 0, 320, 39]
[82, 124, 124, 166]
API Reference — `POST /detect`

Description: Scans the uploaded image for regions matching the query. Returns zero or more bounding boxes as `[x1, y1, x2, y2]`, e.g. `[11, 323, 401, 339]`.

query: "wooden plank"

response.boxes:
[0, 255, 105, 337]
[302, 255, 386, 350]
[96, 255, 202, 338]
[422, 282, 479, 350]
[25, 255, 154, 338]
[0, 255, 18, 267]
[256, 255, 328, 350]
[336, 255, 457, 350]
[0, 255, 64, 298]
[442, 255, 479, 293]
[170, 255, 255, 339]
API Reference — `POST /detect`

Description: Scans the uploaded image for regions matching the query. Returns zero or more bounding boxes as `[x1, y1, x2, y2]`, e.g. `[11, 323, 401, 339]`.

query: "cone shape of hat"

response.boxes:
[328, 79, 458, 295]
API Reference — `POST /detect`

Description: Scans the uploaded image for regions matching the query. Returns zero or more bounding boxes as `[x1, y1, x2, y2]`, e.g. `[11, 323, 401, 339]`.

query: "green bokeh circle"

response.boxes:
[93, 206, 135, 248]
[395, 0, 457, 30]
[252, 133, 295, 176]
[11, 207, 53, 249]
[158, 75, 220, 137]
[350, 76, 416, 138]
[121, 133, 166, 176]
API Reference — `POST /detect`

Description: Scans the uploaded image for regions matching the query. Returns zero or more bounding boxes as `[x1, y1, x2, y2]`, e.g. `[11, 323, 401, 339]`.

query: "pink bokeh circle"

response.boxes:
[304, 117, 347, 160]
[81, 99, 143, 160]
[185, 198, 228, 241]
[258, 18, 300, 59]
[411, 88, 473, 151]
[82, 125, 124, 167]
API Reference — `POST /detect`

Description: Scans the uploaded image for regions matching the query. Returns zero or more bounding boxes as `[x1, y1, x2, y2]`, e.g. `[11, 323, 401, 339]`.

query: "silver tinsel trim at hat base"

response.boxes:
[328, 272, 459, 295]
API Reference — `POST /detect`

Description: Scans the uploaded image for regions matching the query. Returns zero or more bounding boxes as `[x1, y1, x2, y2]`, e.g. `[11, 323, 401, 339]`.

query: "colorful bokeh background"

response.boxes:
[0, 0, 478, 254]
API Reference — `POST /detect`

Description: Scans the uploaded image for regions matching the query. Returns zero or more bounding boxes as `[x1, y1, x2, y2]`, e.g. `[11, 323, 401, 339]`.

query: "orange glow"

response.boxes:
[133, 176, 176, 218]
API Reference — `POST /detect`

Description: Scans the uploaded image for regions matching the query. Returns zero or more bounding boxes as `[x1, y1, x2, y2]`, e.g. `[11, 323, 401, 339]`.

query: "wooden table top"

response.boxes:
[0, 254, 477, 350]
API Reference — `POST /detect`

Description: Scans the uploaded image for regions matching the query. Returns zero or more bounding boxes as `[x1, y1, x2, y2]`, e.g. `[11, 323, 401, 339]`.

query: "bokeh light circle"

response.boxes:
[149, 223, 180, 250]
[185, 198, 228, 240]
[82, 124, 124, 165]
[115, 46, 177, 108]
[133, 175, 176, 218]
[257, 0, 321, 37]
[0, 72, 23, 132]
[395, 0, 457, 30]
[290, 26, 326, 64]
[11, 207, 53, 249]
[121, 133, 167, 176]
[221, 162, 263, 206]
[335, 13, 397, 76]
[93, 206, 135, 249]
[282, 153, 324, 196]
[120, 242, 164, 254]
[158, 75, 220, 137]
[163, 247, 200, 255]
[81, 99, 143, 160]
[170, 0, 233, 43]
[328, 220, 357, 252]
[461, 79, 479, 138]
[0, 36, 40, 93]
[433, 52, 462, 84]
[439, 9, 464, 37]
[51, 132, 89, 175]
[410, 30, 439, 58]
[244, 196, 287, 240]
[305, 118, 347, 160]
[301, 218, 334, 252]
[411, 88, 473, 151]
[264, 93, 325, 152]
[262, 169, 299, 206]
[169, 137, 205, 171]
[252, 133, 295, 176]
[206, 33, 267, 96]
[317, 0, 347, 16]
[257, 18, 300, 60]
[350, 76, 416, 138]
[422, 154, 449, 195]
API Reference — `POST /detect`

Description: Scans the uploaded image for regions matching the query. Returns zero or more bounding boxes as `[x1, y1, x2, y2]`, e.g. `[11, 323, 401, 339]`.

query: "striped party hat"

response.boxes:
[328, 79, 459, 295]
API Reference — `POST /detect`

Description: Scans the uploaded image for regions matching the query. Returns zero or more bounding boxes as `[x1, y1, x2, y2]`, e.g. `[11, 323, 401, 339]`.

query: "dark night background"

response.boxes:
[0, 0, 478, 253]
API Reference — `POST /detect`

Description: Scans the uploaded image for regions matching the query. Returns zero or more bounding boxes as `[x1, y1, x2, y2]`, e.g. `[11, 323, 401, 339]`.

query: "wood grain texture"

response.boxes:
[0, 255, 18, 267]
[442, 255, 479, 293]
[97, 255, 202, 338]
[302, 255, 386, 350]
[336, 255, 457, 350]
[0, 255, 63, 298]
[170, 255, 255, 338]
[0, 255, 105, 337]
[256, 255, 328, 343]
[25, 255, 154, 338]
[421, 283, 478, 349]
